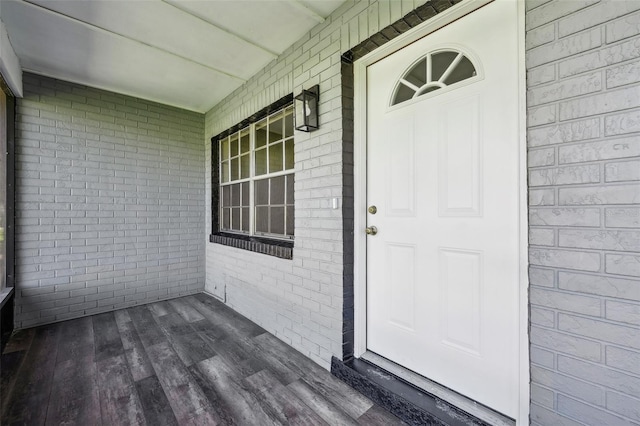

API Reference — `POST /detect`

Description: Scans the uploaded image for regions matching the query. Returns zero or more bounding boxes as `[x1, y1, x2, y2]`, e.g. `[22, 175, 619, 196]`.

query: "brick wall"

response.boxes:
[526, 1, 640, 424]
[204, 0, 439, 368]
[15, 73, 206, 328]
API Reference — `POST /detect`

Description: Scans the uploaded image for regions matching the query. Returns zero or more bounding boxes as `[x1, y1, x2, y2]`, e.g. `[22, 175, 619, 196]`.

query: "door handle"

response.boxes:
[365, 226, 378, 236]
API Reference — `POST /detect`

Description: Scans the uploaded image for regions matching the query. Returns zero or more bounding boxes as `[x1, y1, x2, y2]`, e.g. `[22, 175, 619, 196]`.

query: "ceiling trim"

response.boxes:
[23, 67, 210, 113]
[162, 0, 281, 58]
[289, 0, 326, 24]
[22, 0, 248, 84]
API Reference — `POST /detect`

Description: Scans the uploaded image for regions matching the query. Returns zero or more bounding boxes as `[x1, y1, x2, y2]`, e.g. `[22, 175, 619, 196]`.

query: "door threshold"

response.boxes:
[331, 352, 515, 426]
[361, 352, 515, 426]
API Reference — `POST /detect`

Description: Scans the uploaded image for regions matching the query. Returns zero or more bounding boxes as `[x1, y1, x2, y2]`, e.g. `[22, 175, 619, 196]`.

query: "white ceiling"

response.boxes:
[2, 0, 346, 113]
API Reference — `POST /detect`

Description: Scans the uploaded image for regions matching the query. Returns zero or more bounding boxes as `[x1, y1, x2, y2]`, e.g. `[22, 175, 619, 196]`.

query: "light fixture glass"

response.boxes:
[294, 85, 319, 132]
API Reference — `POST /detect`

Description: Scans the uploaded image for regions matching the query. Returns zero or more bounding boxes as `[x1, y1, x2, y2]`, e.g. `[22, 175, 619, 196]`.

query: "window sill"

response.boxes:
[209, 233, 293, 260]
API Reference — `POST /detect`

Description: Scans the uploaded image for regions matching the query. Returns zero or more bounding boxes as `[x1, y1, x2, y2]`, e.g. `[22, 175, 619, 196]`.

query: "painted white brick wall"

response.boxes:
[204, 0, 432, 368]
[7, 0, 638, 421]
[526, 1, 640, 424]
[15, 73, 206, 328]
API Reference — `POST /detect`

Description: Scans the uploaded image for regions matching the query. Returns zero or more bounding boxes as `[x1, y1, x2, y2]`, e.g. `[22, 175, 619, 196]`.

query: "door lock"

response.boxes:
[368, 205, 377, 214]
[365, 226, 378, 236]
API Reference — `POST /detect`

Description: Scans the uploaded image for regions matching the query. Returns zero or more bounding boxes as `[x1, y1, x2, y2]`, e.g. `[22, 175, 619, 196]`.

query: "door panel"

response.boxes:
[366, 0, 519, 417]
[386, 116, 415, 216]
[387, 243, 416, 331]
[438, 95, 481, 216]
[439, 248, 482, 354]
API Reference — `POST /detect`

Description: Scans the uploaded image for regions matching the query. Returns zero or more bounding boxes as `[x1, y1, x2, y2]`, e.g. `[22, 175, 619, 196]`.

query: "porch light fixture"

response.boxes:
[294, 85, 319, 132]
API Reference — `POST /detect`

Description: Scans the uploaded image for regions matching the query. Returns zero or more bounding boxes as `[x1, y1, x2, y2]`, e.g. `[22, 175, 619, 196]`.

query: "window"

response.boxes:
[218, 104, 294, 240]
[391, 49, 478, 106]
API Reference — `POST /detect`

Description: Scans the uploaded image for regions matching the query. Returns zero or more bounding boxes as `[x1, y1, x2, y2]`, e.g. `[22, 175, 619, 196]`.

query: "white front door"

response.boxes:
[366, 1, 520, 418]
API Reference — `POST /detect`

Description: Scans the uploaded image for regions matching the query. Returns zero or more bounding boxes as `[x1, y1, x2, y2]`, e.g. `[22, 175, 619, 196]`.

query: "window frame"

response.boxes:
[218, 105, 294, 240]
[210, 94, 295, 259]
[0, 77, 15, 292]
[1, 74, 16, 350]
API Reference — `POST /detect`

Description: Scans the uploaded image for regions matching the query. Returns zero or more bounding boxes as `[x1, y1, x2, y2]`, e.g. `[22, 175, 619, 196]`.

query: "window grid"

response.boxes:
[391, 49, 478, 106]
[219, 105, 294, 240]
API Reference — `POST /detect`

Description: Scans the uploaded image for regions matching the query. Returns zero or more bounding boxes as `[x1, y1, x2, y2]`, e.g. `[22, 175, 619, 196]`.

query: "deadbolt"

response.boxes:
[365, 226, 378, 236]
[368, 205, 377, 214]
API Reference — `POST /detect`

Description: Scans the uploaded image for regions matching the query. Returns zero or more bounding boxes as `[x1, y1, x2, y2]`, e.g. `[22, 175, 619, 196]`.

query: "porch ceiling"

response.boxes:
[1, 0, 345, 113]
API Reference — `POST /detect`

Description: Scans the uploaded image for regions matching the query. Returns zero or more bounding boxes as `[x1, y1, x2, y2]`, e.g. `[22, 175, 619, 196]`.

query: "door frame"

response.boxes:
[352, 1, 530, 424]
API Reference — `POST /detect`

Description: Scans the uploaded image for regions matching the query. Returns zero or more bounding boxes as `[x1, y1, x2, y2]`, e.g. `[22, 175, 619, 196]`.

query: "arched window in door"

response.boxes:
[391, 49, 479, 106]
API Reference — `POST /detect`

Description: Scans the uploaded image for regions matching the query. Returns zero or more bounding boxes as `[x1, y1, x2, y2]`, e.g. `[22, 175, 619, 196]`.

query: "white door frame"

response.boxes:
[352, 1, 530, 424]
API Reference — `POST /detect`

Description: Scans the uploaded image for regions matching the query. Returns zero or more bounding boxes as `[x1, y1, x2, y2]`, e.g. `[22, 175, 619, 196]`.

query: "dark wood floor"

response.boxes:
[1, 293, 403, 425]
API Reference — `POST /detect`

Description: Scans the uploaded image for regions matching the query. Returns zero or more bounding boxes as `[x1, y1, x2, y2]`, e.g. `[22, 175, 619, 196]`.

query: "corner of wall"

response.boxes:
[0, 19, 23, 97]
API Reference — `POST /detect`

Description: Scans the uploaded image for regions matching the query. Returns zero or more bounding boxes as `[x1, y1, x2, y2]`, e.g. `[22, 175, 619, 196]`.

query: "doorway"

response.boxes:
[353, 0, 528, 421]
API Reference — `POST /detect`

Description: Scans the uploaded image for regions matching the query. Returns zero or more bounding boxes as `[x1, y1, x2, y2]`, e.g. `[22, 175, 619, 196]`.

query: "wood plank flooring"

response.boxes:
[1, 294, 404, 425]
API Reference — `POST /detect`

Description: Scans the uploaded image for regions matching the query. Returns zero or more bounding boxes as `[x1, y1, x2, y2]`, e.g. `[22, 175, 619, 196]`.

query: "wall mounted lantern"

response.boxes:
[294, 85, 319, 132]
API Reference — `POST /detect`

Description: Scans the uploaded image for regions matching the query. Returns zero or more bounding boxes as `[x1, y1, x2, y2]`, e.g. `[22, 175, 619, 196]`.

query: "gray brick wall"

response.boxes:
[526, 1, 640, 424]
[204, 0, 434, 368]
[6, 1, 638, 422]
[15, 73, 206, 328]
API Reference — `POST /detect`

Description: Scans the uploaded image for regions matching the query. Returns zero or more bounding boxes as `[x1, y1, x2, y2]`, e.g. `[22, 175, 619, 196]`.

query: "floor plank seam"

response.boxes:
[2, 294, 404, 426]
[41, 324, 62, 426]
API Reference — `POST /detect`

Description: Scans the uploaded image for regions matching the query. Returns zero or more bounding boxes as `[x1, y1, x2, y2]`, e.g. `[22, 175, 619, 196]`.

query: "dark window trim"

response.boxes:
[1, 73, 16, 351]
[212, 94, 293, 142]
[210, 93, 294, 260]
